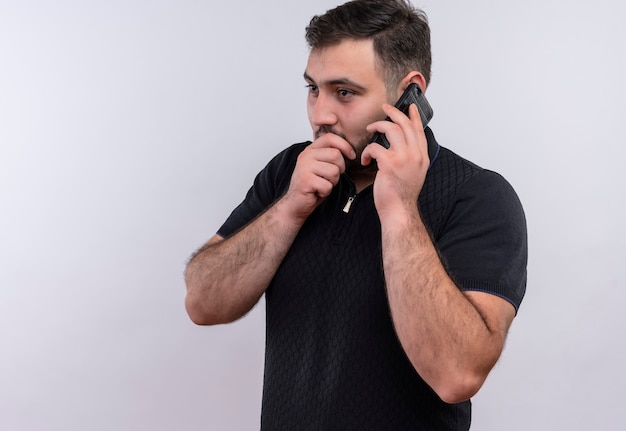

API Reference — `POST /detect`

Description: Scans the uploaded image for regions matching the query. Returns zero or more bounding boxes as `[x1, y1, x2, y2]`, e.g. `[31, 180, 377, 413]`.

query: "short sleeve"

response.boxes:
[217, 142, 308, 238]
[436, 170, 528, 311]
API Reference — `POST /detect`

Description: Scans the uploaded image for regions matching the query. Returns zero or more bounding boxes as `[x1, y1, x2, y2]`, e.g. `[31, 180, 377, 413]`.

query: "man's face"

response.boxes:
[304, 39, 392, 170]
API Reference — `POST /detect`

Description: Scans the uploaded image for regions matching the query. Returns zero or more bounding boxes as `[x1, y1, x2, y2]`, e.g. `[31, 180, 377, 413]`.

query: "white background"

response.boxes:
[1, 0, 625, 429]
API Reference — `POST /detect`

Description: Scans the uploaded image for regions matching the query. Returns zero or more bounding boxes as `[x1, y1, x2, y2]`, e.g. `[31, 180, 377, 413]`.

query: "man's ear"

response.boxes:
[397, 71, 427, 96]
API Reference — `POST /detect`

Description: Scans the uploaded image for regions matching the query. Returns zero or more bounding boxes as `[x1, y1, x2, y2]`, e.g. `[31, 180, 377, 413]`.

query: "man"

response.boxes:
[185, 0, 527, 429]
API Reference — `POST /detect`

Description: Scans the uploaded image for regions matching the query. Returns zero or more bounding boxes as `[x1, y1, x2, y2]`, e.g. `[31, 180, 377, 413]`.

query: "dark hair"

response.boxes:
[305, 0, 431, 89]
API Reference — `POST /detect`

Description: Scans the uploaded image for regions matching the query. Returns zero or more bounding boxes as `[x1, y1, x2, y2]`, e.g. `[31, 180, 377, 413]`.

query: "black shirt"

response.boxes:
[218, 128, 527, 430]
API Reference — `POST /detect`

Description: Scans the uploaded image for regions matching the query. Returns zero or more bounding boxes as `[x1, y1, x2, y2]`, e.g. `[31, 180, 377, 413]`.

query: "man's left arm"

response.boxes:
[380, 208, 516, 404]
[362, 103, 520, 404]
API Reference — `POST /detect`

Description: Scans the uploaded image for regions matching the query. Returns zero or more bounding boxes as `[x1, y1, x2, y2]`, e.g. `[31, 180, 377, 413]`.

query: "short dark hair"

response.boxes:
[305, 0, 431, 89]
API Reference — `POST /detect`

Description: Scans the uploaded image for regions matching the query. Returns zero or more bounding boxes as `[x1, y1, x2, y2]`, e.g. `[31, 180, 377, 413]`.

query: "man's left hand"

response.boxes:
[361, 103, 429, 221]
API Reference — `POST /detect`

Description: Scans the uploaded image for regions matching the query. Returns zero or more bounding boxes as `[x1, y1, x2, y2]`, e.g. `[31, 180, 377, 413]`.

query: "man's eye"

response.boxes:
[306, 84, 318, 94]
[338, 89, 354, 98]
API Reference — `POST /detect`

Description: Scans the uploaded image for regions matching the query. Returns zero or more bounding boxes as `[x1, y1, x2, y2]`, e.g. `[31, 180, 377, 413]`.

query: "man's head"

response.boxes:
[303, 0, 432, 171]
[305, 0, 431, 93]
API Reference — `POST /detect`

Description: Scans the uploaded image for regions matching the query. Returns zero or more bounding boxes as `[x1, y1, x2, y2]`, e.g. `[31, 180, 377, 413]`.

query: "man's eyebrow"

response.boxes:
[303, 72, 367, 91]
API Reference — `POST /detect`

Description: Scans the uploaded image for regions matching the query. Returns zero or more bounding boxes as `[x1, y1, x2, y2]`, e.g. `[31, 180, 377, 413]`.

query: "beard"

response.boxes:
[345, 135, 377, 173]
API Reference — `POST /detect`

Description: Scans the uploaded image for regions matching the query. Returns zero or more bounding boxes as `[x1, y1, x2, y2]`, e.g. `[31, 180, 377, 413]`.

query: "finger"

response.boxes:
[375, 103, 426, 134]
[403, 104, 426, 148]
[370, 104, 424, 151]
[382, 103, 412, 127]
[407, 103, 425, 130]
[305, 171, 337, 198]
[365, 103, 412, 146]
[366, 118, 408, 150]
[366, 118, 396, 136]
[361, 140, 385, 166]
[315, 162, 343, 186]
[300, 150, 344, 178]
[302, 146, 347, 167]
[310, 133, 357, 160]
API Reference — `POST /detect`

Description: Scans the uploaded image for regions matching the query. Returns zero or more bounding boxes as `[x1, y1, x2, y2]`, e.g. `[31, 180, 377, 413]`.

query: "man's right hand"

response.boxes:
[185, 133, 354, 325]
[281, 133, 356, 223]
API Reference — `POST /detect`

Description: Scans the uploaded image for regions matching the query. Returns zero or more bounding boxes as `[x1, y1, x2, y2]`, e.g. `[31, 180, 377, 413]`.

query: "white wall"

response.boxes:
[1, 0, 624, 429]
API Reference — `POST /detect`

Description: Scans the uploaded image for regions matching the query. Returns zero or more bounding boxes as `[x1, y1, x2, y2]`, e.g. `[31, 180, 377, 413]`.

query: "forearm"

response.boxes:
[381, 210, 505, 403]
[185, 134, 356, 325]
[185, 198, 302, 325]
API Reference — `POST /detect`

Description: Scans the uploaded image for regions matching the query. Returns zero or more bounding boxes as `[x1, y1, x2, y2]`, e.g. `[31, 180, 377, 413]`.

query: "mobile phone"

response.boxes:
[371, 83, 433, 149]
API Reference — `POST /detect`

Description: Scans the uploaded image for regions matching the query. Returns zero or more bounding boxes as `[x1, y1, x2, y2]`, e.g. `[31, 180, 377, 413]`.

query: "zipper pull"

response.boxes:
[342, 195, 356, 213]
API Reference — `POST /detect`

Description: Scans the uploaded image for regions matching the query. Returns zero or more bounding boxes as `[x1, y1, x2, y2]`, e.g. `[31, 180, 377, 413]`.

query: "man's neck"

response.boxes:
[347, 163, 377, 193]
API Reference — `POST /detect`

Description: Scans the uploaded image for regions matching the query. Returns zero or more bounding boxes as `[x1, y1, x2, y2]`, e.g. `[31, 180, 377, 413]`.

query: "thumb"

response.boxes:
[361, 142, 382, 167]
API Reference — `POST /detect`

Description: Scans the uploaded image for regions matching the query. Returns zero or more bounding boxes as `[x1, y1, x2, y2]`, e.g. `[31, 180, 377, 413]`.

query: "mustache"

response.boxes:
[314, 126, 347, 141]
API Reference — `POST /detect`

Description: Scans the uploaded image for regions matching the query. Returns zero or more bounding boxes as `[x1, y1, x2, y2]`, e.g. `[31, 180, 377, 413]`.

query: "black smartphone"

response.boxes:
[371, 83, 433, 149]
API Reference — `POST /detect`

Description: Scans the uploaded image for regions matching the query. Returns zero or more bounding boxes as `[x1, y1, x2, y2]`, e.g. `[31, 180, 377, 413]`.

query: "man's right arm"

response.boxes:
[184, 133, 356, 325]
[184, 198, 305, 325]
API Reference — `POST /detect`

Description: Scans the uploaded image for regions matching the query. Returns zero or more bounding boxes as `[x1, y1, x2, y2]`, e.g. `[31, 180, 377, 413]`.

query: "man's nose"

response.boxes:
[309, 92, 338, 128]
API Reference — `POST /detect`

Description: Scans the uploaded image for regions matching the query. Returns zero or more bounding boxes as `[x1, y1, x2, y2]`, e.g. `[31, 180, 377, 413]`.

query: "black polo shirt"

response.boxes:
[218, 128, 527, 430]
